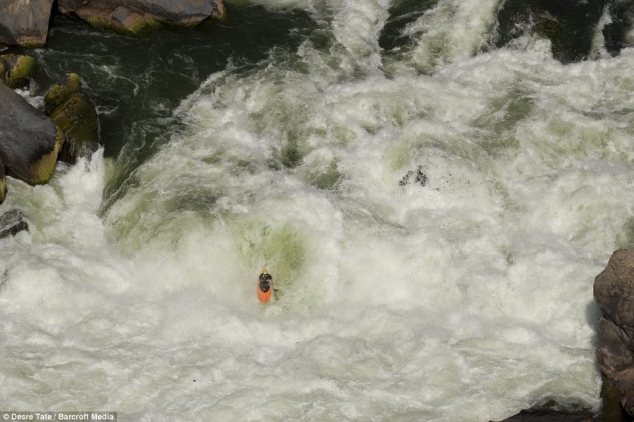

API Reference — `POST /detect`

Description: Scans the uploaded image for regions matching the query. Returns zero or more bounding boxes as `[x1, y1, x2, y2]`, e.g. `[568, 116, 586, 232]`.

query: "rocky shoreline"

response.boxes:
[0, 0, 226, 48]
[0, 0, 226, 234]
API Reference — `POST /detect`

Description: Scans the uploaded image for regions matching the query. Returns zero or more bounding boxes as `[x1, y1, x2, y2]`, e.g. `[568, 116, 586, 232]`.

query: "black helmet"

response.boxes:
[259, 271, 272, 282]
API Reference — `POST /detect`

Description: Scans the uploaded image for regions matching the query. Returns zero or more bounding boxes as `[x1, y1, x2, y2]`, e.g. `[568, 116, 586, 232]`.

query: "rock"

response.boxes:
[601, 375, 629, 422]
[44, 73, 100, 164]
[594, 250, 634, 334]
[620, 390, 634, 419]
[58, 0, 227, 35]
[0, 83, 64, 185]
[0, 0, 56, 48]
[502, 408, 595, 421]
[0, 54, 37, 89]
[593, 249, 634, 420]
[492, 406, 595, 421]
[596, 317, 634, 393]
[0, 209, 29, 239]
[0, 156, 7, 204]
[399, 165, 428, 187]
[594, 250, 634, 394]
[43, 73, 82, 113]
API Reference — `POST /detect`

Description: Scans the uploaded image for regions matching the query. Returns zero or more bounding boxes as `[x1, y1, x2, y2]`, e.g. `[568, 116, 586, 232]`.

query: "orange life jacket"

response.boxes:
[257, 279, 272, 303]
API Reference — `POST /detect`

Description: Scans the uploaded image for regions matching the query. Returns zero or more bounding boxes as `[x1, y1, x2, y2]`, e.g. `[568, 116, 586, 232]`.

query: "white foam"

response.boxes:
[4, 4, 634, 421]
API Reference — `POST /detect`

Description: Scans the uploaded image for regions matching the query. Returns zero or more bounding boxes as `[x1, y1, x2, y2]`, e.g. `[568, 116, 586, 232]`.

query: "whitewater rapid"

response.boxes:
[2, 0, 634, 420]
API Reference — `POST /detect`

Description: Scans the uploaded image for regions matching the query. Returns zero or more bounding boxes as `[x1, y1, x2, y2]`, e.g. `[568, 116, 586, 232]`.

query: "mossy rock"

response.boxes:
[0, 83, 64, 186]
[0, 161, 7, 204]
[600, 376, 628, 422]
[86, 14, 163, 37]
[49, 92, 99, 164]
[20, 40, 46, 49]
[25, 127, 65, 185]
[120, 17, 163, 37]
[44, 73, 82, 113]
[0, 178, 7, 204]
[0, 54, 36, 89]
[10, 127, 66, 186]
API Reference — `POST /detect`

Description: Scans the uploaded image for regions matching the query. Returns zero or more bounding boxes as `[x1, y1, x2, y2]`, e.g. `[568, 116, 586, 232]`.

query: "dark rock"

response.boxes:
[601, 375, 629, 422]
[0, 83, 64, 185]
[0, 155, 6, 204]
[44, 73, 100, 164]
[58, 0, 226, 35]
[594, 250, 634, 393]
[594, 249, 634, 413]
[0, 209, 29, 239]
[596, 317, 634, 393]
[0, 0, 56, 48]
[594, 250, 634, 335]
[492, 406, 595, 422]
[399, 165, 428, 187]
[620, 390, 634, 419]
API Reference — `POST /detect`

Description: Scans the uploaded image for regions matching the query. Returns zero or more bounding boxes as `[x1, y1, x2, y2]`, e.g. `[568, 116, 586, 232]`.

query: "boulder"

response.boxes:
[399, 166, 428, 187]
[594, 250, 634, 335]
[44, 73, 100, 164]
[0, 83, 64, 185]
[0, 209, 29, 239]
[492, 406, 594, 421]
[0, 0, 56, 48]
[58, 0, 226, 35]
[594, 249, 634, 416]
[0, 54, 37, 89]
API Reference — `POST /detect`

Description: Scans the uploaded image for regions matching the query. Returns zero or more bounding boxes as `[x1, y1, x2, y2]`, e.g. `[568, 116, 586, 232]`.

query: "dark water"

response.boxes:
[381, 0, 633, 63]
[30, 5, 316, 176]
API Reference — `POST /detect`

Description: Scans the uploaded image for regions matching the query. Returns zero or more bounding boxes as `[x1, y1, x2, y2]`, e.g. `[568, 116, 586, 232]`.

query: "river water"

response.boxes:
[2, 0, 634, 420]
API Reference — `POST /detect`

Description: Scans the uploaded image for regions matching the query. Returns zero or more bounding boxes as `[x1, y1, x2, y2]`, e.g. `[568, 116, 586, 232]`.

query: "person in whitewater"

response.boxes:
[257, 270, 274, 303]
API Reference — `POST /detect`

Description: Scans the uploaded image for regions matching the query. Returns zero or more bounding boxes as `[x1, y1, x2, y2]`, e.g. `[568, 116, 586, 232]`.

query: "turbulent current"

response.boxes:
[2, 0, 634, 420]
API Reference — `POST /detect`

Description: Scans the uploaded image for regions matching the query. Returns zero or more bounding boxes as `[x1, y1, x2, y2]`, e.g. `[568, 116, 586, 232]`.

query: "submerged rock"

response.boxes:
[0, 83, 64, 185]
[399, 165, 428, 187]
[0, 0, 56, 48]
[0, 209, 29, 239]
[58, 0, 227, 35]
[44, 73, 100, 164]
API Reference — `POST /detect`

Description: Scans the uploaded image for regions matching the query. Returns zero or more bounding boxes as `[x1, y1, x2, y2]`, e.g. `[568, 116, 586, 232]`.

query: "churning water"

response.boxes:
[2, 0, 634, 420]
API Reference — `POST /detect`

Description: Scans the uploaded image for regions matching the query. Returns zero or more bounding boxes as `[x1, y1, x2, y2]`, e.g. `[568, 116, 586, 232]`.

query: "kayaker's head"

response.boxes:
[259, 270, 272, 282]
